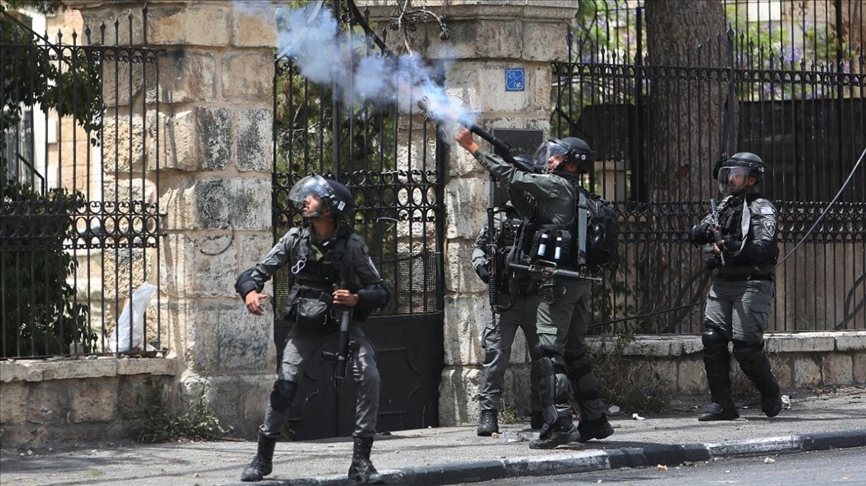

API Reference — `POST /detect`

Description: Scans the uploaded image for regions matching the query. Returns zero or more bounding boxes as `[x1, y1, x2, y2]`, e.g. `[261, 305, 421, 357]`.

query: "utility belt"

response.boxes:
[715, 273, 773, 282]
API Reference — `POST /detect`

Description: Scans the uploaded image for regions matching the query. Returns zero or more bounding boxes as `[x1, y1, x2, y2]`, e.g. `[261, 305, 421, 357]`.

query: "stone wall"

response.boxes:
[0, 358, 176, 448]
[3, 332, 864, 449]
[440, 332, 866, 426]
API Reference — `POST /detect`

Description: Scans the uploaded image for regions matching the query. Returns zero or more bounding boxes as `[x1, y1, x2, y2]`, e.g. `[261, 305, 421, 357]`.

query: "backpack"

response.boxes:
[578, 189, 619, 270]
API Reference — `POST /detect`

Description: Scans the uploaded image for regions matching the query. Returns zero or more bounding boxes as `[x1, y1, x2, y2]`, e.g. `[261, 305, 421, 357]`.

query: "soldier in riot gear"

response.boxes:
[472, 198, 543, 436]
[456, 129, 614, 449]
[235, 174, 390, 483]
[689, 152, 783, 422]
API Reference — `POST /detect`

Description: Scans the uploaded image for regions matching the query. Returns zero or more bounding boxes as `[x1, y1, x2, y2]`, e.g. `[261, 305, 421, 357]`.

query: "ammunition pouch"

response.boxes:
[289, 290, 335, 331]
[525, 223, 573, 264]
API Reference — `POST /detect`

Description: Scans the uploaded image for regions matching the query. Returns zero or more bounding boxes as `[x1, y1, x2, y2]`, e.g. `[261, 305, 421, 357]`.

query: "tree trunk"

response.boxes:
[640, 0, 729, 332]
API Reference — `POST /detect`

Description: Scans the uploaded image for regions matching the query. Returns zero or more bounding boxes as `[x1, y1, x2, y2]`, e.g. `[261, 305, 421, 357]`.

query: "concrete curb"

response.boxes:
[220, 429, 866, 486]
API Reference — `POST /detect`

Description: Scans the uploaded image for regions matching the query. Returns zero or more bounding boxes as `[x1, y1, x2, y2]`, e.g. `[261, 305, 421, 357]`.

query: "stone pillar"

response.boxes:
[359, 1, 578, 426]
[68, 0, 278, 437]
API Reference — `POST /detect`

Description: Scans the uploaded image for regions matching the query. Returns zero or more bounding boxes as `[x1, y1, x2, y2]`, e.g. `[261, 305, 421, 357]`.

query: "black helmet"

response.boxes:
[532, 137, 595, 174]
[717, 152, 765, 196]
[288, 174, 355, 220]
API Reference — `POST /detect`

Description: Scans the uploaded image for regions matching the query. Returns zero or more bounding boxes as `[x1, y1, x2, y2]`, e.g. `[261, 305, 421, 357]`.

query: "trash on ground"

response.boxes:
[632, 413, 646, 420]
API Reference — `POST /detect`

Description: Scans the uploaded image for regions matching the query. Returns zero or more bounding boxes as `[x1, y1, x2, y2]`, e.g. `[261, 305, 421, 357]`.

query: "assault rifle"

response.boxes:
[322, 253, 358, 379]
[486, 206, 518, 314]
[417, 97, 536, 173]
[509, 261, 602, 284]
[709, 198, 726, 266]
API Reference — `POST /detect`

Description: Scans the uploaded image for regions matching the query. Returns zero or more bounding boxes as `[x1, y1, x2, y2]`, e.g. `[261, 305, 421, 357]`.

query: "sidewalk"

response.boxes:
[2, 388, 865, 486]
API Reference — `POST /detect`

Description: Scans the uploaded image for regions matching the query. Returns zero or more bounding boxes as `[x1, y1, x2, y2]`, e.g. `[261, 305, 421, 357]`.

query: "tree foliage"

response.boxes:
[1, 3, 104, 151]
[1, 182, 94, 357]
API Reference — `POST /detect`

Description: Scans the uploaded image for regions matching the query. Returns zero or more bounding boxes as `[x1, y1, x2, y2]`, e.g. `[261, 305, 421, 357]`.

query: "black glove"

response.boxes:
[720, 236, 743, 254]
[475, 264, 490, 283]
[689, 223, 714, 245]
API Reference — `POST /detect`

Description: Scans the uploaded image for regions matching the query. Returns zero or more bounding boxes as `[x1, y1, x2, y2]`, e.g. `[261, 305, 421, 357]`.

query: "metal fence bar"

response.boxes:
[0, 8, 163, 359]
[555, 0, 865, 334]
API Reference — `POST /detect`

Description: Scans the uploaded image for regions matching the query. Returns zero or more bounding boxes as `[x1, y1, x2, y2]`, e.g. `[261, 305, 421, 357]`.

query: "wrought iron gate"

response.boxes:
[553, 0, 865, 335]
[271, 3, 444, 439]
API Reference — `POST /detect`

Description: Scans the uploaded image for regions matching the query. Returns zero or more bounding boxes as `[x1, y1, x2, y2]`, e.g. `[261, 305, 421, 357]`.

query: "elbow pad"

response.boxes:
[235, 268, 260, 300]
[356, 281, 391, 311]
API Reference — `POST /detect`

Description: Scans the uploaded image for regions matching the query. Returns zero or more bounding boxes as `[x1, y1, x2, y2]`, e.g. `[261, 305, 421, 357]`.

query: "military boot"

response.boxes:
[348, 436, 384, 484]
[576, 415, 614, 442]
[700, 333, 739, 421]
[476, 409, 499, 436]
[735, 344, 782, 418]
[240, 432, 277, 482]
[528, 415, 577, 450]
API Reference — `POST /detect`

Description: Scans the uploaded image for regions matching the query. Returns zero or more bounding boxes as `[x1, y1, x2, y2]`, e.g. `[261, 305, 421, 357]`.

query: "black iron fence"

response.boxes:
[0, 8, 162, 359]
[554, 0, 865, 334]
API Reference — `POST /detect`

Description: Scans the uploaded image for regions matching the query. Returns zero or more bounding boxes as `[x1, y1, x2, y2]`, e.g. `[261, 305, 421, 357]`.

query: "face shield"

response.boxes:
[288, 174, 333, 215]
[532, 140, 570, 174]
[717, 166, 751, 197]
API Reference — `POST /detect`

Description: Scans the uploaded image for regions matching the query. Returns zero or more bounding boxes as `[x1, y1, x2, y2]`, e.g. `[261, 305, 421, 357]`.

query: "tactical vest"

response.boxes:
[284, 230, 352, 329]
[520, 186, 618, 271]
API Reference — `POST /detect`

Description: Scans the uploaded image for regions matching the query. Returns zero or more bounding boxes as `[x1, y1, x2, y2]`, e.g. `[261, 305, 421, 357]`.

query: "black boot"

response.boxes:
[698, 402, 740, 421]
[735, 343, 782, 417]
[240, 432, 277, 482]
[348, 436, 384, 484]
[576, 415, 614, 442]
[477, 409, 499, 436]
[700, 330, 739, 421]
[528, 414, 577, 449]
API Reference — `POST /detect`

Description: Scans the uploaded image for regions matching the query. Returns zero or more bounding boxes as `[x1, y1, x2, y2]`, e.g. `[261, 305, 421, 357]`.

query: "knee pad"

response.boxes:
[701, 327, 729, 350]
[269, 379, 298, 412]
[732, 340, 762, 362]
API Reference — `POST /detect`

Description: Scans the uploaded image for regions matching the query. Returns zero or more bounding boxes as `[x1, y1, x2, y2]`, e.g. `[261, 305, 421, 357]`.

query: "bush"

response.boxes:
[1, 181, 94, 357]
[134, 381, 230, 443]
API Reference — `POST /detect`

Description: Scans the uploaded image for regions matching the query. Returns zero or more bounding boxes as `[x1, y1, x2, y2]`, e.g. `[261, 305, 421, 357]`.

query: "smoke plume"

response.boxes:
[276, 4, 475, 135]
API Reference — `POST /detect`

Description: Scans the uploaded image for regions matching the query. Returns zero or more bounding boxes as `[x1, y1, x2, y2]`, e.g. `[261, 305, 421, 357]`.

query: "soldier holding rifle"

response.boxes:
[472, 193, 544, 436]
[455, 127, 614, 449]
[235, 175, 390, 484]
[689, 153, 782, 422]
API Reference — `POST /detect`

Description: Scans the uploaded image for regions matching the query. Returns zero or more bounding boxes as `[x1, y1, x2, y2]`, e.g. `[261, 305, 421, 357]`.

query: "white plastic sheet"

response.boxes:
[108, 282, 158, 353]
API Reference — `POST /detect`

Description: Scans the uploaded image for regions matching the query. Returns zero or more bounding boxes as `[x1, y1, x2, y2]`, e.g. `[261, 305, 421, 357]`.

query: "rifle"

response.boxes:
[486, 206, 499, 311]
[709, 198, 726, 266]
[509, 261, 602, 284]
[417, 97, 536, 173]
[321, 252, 357, 379]
[486, 206, 519, 314]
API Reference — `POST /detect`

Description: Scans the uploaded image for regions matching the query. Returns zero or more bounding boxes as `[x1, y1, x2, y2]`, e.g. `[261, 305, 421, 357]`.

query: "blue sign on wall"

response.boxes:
[505, 68, 525, 92]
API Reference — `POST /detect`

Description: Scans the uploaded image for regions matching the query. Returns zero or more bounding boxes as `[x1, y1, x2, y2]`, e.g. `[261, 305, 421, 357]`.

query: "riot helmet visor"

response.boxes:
[532, 140, 570, 174]
[288, 174, 335, 216]
[718, 166, 751, 197]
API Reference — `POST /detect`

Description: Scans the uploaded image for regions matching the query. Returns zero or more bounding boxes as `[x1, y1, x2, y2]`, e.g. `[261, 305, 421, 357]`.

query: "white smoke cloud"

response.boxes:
[276, 4, 475, 135]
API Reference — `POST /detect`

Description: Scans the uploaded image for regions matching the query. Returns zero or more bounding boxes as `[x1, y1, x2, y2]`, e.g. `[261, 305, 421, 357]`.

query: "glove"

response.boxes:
[475, 264, 490, 283]
[689, 223, 714, 245]
[720, 236, 743, 254]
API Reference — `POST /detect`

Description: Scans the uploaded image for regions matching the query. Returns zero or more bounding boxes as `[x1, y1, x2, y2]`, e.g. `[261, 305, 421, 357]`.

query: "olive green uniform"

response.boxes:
[472, 149, 608, 437]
